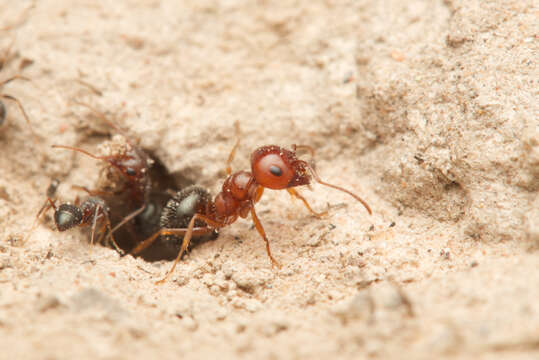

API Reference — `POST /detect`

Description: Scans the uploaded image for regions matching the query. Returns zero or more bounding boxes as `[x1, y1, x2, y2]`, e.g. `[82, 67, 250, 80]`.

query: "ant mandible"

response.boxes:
[132, 126, 372, 284]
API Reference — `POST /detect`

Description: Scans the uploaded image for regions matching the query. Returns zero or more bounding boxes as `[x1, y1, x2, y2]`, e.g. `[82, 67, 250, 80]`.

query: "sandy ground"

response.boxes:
[0, 0, 537, 359]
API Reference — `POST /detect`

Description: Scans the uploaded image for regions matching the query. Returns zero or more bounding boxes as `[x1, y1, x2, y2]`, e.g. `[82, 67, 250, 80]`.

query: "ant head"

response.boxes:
[54, 204, 83, 231]
[109, 155, 145, 183]
[251, 145, 310, 190]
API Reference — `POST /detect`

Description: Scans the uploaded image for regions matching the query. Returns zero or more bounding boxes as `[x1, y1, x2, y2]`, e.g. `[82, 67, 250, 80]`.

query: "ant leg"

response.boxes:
[1, 93, 37, 141]
[287, 188, 327, 218]
[249, 203, 281, 269]
[98, 212, 123, 255]
[23, 197, 56, 243]
[110, 204, 147, 234]
[88, 206, 100, 254]
[304, 163, 372, 215]
[129, 226, 211, 256]
[254, 186, 264, 202]
[225, 121, 241, 175]
[292, 144, 315, 161]
[71, 185, 114, 198]
[155, 213, 226, 285]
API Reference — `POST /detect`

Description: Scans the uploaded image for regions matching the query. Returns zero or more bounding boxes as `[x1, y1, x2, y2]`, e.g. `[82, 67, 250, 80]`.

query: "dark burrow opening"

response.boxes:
[88, 149, 218, 261]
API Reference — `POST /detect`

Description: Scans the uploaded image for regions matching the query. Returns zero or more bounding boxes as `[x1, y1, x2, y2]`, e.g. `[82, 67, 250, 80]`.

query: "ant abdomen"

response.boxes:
[159, 185, 213, 250]
[54, 203, 83, 231]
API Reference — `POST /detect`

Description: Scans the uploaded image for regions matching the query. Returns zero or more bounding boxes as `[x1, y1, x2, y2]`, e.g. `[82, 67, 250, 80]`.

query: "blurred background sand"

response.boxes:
[0, 1, 537, 359]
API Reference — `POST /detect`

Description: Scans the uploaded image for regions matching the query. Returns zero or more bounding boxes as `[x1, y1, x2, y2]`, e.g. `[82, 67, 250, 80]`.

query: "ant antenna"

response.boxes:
[51, 144, 103, 160]
[304, 162, 372, 215]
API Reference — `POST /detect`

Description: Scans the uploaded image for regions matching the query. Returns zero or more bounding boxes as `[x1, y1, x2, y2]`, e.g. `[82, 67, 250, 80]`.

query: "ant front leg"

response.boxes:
[249, 202, 281, 269]
[97, 212, 123, 255]
[225, 121, 241, 175]
[286, 188, 327, 218]
[23, 197, 56, 243]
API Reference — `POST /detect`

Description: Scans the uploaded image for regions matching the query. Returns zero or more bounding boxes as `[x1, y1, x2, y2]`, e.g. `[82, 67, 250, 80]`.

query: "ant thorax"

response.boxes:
[80, 197, 109, 224]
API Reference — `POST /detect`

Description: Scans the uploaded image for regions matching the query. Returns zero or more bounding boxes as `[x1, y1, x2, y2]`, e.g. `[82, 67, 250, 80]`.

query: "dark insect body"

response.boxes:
[47, 196, 121, 253]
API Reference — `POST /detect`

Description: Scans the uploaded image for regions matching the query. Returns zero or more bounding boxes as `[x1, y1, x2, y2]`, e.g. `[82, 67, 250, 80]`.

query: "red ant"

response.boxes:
[131, 133, 372, 284]
[52, 103, 153, 232]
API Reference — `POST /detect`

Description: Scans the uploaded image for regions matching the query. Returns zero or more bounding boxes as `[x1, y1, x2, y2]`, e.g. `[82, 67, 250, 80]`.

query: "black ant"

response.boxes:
[131, 131, 372, 284]
[46, 195, 122, 253]
[28, 179, 122, 252]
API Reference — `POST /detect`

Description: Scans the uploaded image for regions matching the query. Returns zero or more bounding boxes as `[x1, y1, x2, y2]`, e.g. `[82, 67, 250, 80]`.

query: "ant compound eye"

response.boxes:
[269, 165, 282, 177]
[126, 168, 137, 176]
